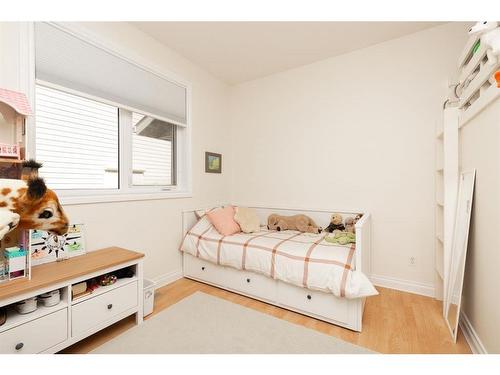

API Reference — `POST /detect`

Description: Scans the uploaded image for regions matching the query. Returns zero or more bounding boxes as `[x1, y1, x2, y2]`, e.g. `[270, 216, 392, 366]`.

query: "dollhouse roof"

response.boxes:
[0, 88, 33, 116]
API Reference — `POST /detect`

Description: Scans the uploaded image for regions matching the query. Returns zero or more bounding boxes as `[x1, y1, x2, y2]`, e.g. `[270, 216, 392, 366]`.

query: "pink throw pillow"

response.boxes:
[207, 206, 241, 236]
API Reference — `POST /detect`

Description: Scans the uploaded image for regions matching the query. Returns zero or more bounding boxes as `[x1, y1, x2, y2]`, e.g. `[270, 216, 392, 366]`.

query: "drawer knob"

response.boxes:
[15, 343, 24, 351]
[201, 266, 205, 271]
[246, 278, 251, 283]
[107, 304, 113, 310]
[307, 294, 312, 300]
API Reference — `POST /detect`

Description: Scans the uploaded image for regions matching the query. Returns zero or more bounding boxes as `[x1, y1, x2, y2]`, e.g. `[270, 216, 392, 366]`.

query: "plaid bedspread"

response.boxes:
[179, 216, 377, 299]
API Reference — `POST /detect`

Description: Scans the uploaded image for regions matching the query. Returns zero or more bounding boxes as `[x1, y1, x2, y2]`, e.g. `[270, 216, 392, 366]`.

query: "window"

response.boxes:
[33, 23, 191, 202]
[34, 83, 184, 199]
[35, 85, 119, 190]
[132, 113, 176, 187]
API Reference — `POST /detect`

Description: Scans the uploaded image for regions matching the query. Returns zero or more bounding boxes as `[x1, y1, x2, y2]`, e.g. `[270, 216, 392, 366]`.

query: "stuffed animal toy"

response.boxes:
[345, 217, 355, 233]
[468, 21, 500, 65]
[0, 160, 69, 241]
[267, 213, 322, 234]
[325, 231, 356, 245]
[345, 213, 363, 233]
[324, 213, 345, 233]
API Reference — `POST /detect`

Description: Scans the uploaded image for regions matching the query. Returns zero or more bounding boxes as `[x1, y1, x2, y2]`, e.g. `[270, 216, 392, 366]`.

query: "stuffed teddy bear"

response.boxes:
[324, 213, 345, 233]
[267, 213, 322, 234]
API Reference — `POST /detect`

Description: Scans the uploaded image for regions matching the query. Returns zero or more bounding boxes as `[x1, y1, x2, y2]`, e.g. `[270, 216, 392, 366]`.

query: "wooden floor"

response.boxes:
[61, 278, 472, 354]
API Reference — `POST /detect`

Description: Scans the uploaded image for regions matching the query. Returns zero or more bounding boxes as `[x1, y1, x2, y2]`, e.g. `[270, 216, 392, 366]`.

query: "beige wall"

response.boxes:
[0, 22, 232, 284]
[229, 23, 467, 288]
[460, 102, 500, 353]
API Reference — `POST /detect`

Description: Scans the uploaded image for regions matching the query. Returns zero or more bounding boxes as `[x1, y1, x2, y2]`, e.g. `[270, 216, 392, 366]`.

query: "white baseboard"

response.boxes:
[370, 274, 435, 298]
[150, 269, 183, 289]
[459, 311, 487, 354]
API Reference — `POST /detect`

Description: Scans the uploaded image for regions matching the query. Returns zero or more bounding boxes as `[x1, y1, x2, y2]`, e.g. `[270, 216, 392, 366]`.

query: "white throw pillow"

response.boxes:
[234, 207, 261, 233]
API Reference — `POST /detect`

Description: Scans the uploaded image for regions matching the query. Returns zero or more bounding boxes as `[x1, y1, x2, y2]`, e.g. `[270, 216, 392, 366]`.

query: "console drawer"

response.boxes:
[72, 281, 138, 336]
[0, 309, 67, 354]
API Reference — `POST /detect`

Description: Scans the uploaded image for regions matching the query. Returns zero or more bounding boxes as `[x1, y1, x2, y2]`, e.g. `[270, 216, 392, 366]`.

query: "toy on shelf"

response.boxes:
[495, 71, 500, 88]
[0, 87, 32, 166]
[0, 162, 69, 242]
[98, 274, 117, 286]
[0, 259, 7, 282]
[29, 223, 85, 266]
[0, 142, 21, 159]
[3, 246, 28, 280]
[468, 21, 500, 65]
[0, 229, 30, 283]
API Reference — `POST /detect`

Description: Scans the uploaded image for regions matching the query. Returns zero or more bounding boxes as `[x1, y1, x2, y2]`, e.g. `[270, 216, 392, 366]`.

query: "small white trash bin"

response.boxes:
[143, 279, 156, 317]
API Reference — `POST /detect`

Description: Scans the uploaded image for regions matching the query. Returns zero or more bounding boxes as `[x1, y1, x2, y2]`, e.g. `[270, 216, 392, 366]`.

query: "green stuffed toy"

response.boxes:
[324, 231, 356, 245]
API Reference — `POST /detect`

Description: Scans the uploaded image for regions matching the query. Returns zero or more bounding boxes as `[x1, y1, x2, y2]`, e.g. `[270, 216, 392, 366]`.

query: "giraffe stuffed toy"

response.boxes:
[0, 160, 69, 241]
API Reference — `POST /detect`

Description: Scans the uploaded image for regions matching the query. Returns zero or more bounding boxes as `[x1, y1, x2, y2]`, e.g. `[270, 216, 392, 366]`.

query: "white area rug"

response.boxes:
[92, 292, 374, 354]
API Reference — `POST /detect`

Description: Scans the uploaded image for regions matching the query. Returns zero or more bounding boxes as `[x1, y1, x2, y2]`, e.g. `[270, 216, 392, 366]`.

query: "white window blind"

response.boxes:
[35, 22, 187, 126]
[35, 85, 119, 190]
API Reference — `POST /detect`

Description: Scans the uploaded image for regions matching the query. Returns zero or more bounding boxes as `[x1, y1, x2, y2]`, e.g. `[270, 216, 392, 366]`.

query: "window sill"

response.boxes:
[59, 190, 193, 206]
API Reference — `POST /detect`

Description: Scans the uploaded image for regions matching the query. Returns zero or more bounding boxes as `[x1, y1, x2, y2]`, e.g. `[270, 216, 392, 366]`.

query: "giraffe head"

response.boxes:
[13, 177, 69, 236]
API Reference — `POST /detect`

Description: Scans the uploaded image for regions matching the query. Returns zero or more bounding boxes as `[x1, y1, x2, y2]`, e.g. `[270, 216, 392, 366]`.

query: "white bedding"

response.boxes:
[179, 216, 378, 299]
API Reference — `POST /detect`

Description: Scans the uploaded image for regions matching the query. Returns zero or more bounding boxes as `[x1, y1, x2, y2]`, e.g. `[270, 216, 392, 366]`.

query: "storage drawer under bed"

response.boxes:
[184, 255, 276, 302]
[276, 281, 352, 325]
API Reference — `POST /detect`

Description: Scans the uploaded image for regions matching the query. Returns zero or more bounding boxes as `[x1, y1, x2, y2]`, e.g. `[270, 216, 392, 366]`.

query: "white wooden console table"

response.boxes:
[0, 247, 144, 354]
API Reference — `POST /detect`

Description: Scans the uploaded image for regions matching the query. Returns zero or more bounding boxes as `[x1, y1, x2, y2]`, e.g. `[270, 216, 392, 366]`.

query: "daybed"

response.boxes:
[179, 206, 376, 332]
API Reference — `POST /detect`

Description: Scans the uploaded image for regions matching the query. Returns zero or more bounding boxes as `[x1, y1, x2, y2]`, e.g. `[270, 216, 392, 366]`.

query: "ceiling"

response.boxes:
[133, 22, 443, 85]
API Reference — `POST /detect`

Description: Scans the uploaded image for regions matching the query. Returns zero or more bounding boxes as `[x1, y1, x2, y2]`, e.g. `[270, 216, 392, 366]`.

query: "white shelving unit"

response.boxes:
[435, 108, 459, 303]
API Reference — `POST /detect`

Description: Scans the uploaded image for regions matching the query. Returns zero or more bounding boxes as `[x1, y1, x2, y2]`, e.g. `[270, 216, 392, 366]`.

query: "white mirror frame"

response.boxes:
[444, 169, 476, 342]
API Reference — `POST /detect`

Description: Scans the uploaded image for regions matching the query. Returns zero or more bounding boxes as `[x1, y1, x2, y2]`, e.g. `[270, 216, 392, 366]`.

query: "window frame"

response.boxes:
[31, 78, 192, 205]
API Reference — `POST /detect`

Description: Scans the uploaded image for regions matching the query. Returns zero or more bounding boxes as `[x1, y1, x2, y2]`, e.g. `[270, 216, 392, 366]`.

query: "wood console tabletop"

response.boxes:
[0, 247, 144, 301]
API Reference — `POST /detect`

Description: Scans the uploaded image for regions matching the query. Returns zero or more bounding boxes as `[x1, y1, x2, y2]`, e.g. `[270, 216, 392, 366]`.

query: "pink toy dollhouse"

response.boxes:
[0, 88, 32, 282]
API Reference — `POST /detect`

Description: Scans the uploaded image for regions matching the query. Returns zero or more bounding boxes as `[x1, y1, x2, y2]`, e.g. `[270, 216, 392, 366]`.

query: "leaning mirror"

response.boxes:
[445, 169, 475, 342]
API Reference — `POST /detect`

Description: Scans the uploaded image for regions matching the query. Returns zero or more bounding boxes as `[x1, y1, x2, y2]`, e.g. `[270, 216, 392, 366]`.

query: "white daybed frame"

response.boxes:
[182, 205, 371, 332]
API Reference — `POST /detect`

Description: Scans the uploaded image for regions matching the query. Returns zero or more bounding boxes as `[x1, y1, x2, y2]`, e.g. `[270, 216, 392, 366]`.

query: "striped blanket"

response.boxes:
[180, 215, 377, 299]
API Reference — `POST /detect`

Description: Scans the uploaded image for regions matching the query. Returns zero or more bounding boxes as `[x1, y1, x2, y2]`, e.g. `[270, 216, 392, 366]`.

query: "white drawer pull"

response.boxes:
[15, 343, 24, 351]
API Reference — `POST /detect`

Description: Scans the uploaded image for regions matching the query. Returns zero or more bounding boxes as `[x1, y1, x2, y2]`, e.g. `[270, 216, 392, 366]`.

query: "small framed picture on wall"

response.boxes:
[205, 152, 222, 173]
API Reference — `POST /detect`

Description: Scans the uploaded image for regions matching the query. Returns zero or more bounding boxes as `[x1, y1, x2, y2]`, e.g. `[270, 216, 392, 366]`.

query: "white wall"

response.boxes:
[229, 23, 468, 290]
[0, 22, 232, 285]
[460, 100, 500, 353]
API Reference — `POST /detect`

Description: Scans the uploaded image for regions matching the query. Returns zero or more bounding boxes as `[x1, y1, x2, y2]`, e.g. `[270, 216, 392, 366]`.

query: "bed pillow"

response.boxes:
[194, 206, 220, 220]
[234, 207, 260, 233]
[207, 206, 241, 236]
